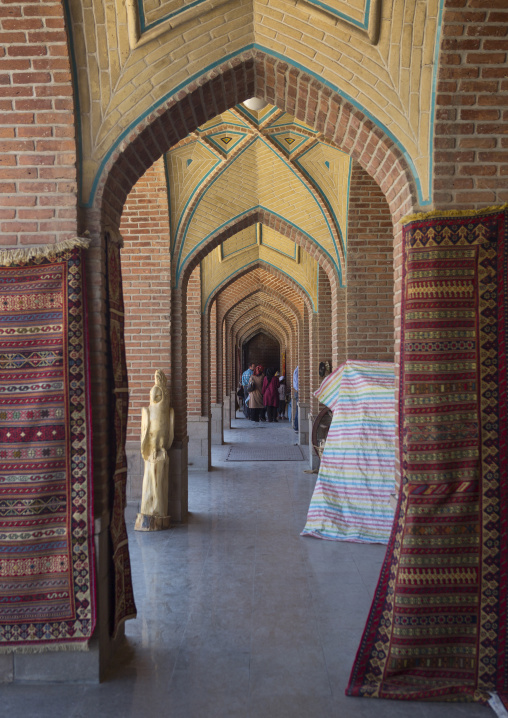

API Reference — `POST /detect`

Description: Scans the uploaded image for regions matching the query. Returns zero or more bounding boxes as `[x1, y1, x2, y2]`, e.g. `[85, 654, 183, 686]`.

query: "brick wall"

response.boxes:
[0, 0, 77, 246]
[119, 158, 171, 441]
[186, 265, 202, 415]
[244, 332, 280, 370]
[347, 161, 394, 362]
[209, 300, 218, 402]
[434, 0, 508, 207]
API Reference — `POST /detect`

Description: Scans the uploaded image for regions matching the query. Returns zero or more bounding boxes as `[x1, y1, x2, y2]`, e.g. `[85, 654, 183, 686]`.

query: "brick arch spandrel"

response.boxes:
[94, 54, 418, 233]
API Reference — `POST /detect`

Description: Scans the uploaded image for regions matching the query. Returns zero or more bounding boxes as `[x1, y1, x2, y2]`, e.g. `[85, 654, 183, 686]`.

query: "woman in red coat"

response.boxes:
[262, 368, 279, 423]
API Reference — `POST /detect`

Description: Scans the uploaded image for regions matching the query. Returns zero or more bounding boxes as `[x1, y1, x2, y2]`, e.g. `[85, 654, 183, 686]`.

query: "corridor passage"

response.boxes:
[3, 416, 489, 718]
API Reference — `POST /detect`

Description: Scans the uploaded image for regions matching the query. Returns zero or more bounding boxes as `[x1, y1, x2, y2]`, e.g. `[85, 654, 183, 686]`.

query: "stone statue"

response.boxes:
[135, 370, 174, 531]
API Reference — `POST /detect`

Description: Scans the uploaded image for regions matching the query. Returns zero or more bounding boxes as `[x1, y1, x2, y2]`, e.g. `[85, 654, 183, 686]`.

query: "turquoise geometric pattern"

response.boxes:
[204, 130, 250, 157]
[267, 130, 310, 157]
[265, 112, 316, 133]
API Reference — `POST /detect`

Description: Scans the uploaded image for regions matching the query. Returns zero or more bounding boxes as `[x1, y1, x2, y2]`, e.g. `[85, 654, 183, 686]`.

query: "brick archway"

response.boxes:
[93, 50, 418, 235]
[86, 50, 417, 523]
[214, 274, 304, 405]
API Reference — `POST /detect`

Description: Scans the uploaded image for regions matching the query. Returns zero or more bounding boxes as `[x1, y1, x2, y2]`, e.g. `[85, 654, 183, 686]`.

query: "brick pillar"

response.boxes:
[208, 301, 223, 445]
[186, 266, 209, 469]
[347, 162, 394, 362]
[318, 265, 333, 373]
[297, 309, 310, 446]
[119, 158, 171, 500]
[169, 286, 188, 521]
[308, 311, 320, 468]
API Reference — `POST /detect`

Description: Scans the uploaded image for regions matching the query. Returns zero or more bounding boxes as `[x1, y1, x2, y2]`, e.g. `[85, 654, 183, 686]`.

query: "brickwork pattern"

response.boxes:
[434, 0, 508, 208]
[186, 266, 202, 415]
[200, 223, 319, 313]
[347, 162, 394, 362]
[67, 0, 437, 207]
[119, 158, 171, 441]
[98, 55, 416, 236]
[0, 0, 78, 246]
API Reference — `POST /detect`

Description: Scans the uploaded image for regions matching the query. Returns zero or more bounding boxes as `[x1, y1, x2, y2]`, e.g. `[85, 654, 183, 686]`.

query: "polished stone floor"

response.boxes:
[3, 414, 491, 717]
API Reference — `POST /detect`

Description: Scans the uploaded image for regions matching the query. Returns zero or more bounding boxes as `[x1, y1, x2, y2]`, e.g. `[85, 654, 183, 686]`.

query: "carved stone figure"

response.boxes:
[135, 370, 174, 531]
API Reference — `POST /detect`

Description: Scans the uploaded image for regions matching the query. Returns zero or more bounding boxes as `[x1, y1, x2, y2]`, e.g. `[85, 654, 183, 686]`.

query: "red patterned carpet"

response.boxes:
[106, 234, 137, 637]
[0, 241, 96, 649]
[347, 206, 508, 704]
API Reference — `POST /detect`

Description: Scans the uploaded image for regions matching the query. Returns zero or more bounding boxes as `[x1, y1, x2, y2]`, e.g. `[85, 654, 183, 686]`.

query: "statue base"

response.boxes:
[134, 513, 171, 532]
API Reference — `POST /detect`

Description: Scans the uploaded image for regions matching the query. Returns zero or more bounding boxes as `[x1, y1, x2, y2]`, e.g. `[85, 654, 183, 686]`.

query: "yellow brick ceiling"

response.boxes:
[200, 224, 319, 313]
[168, 104, 349, 291]
[66, 0, 440, 206]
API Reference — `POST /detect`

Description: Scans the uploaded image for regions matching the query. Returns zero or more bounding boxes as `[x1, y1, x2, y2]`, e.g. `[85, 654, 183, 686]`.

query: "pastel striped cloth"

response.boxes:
[302, 361, 395, 543]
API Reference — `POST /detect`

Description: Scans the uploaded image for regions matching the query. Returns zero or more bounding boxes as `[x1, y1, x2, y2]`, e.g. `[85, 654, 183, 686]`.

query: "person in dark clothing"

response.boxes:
[262, 367, 279, 423]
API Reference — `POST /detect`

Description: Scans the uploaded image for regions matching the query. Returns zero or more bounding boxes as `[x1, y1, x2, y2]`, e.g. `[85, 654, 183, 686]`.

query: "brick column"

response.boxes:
[186, 266, 209, 469]
[169, 286, 188, 522]
[347, 163, 394, 362]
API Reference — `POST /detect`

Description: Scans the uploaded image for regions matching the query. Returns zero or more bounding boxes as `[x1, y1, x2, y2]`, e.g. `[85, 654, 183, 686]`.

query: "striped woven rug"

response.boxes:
[301, 361, 395, 544]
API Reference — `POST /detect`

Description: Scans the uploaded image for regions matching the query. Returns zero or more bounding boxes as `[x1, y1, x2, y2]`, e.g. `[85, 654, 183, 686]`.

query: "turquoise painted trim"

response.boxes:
[137, 0, 207, 32]
[163, 153, 172, 247]
[179, 205, 340, 291]
[137, 0, 370, 36]
[269, 130, 309, 156]
[345, 156, 352, 261]
[293, 142, 347, 257]
[260, 235, 298, 261]
[175, 136, 343, 283]
[221, 235, 258, 259]
[79, 43, 436, 207]
[168, 139, 222, 259]
[203, 258, 316, 314]
[206, 130, 249, 155]
[305, 0, 370, 30]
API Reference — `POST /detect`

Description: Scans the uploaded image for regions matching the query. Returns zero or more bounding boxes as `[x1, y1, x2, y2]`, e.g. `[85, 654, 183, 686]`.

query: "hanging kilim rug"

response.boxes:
[0, 239, 96, 650]
[106, 233, 136, 636]
[347, 205, 508, 705]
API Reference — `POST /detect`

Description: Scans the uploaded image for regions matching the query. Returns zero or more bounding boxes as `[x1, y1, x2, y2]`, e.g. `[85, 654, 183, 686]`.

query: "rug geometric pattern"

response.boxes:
[0, 242, 96, 650]
[347, 205, 508, 705]
[106, 235, 137, 637]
